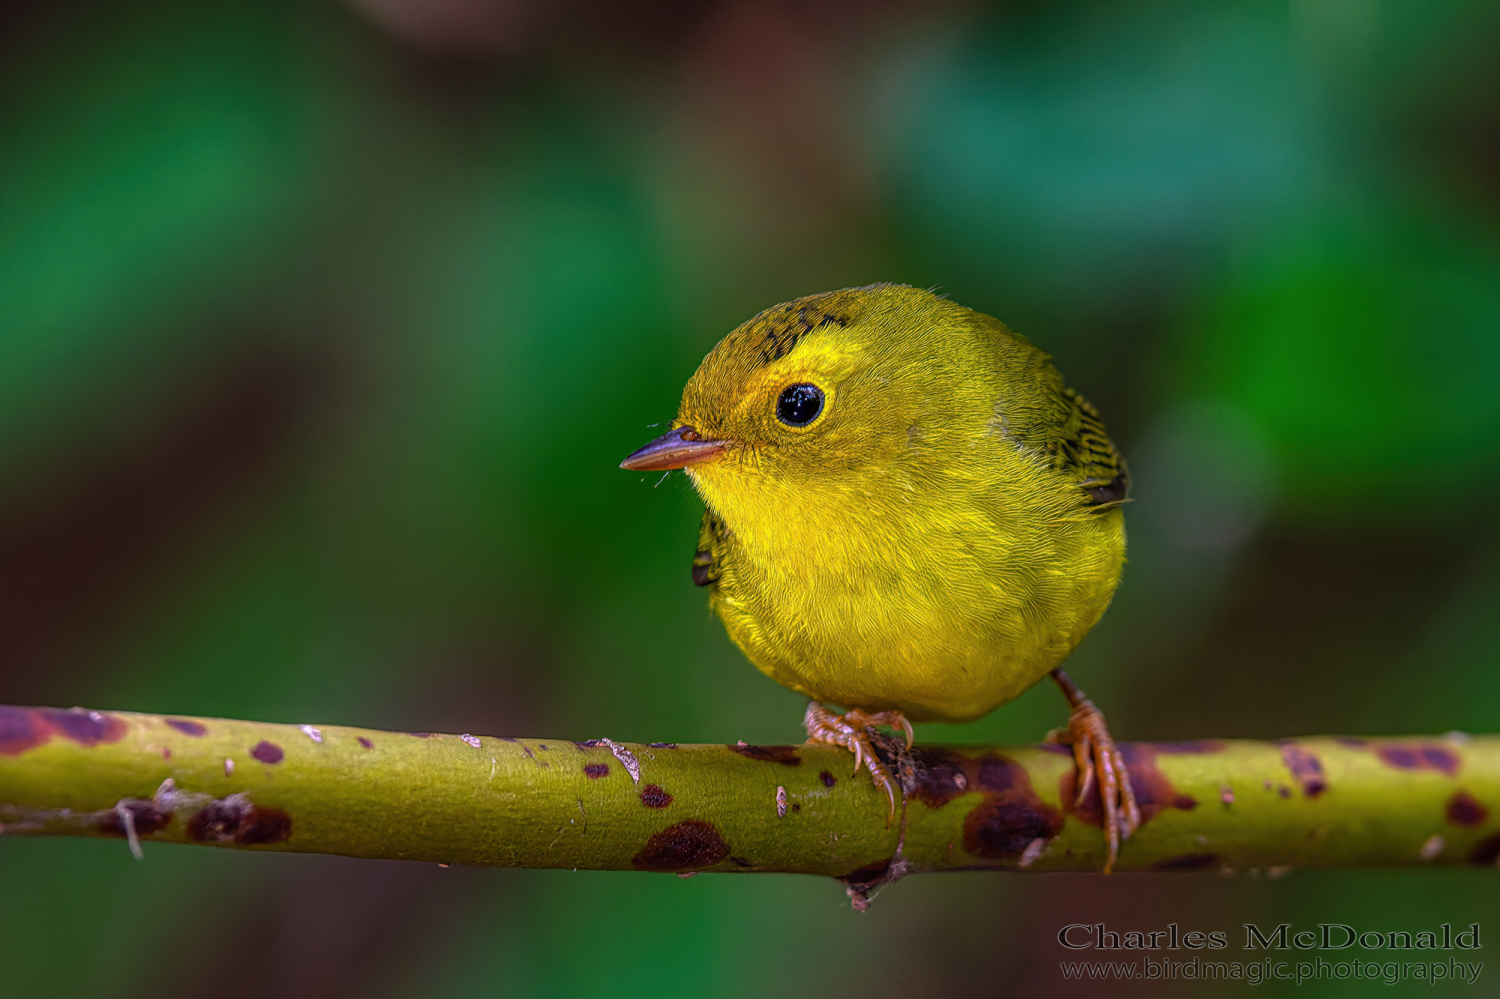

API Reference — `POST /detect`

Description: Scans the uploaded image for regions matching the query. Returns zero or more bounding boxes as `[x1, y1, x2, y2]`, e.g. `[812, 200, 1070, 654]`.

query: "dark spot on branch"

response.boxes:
[728, 744, 802, 766]
[1153, 740, 1228, 754]
[819, 771, 837, 787]
[900, 750, 1066, 859]
[1062, 744, 1195, 828]
[250, 740, 283, 764]
[1279, 742, 1328, 798]
[575, 739, 604, 748]
[1377, 746, 1417, 769]
[978, 756, 1020, 792]
[1278, 786, 1292, 799]
[584, 763, 609, 779]
[632, 819, 729, 871]
[729, 856, 753, 868]
[906, 747, 973, 807]
[640, 784, 673, 808]
[964, 795, 1064, 860]
[1422, 746, 1460, 773]
[166, 719, 207, 737]
[38, 707, 126, 746]
[500, 737, 517, 743]
[98, 800, 173, 837]
[0, 706, 47, 755]
[1447, 791, 1488, 827]
[1375, 742, 1460, 776]
[1469, 831, 1500, 865]
[1155, 853, 1220, 870]
[1, 706, 129, 754]
[649, 742, 678, 749]
[407, 732, 434, 738]
[187, 794, 292, 845]
[357, 737, 374, 750]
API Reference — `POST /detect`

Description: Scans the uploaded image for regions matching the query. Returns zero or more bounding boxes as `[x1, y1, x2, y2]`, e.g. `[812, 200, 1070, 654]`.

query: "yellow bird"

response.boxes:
[621, 284, 1140, 870]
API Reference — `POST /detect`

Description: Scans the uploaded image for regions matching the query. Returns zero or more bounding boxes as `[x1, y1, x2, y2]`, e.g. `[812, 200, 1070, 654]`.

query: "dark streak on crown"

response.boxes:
[755, 302, 850, 367]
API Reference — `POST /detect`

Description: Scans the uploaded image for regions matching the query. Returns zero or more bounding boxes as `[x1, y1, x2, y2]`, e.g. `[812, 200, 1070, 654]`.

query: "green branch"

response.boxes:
[3, 704, 1498, 904]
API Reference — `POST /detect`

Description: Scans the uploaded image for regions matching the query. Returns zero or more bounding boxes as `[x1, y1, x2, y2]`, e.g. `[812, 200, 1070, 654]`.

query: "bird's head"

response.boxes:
[621, 284, 1007, 543]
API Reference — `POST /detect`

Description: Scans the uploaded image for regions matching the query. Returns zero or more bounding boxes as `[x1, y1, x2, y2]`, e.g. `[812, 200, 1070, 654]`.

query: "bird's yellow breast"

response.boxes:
[688, 411, 1125, 723]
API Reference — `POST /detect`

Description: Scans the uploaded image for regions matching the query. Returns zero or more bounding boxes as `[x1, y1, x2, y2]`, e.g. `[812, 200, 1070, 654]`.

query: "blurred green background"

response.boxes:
[2, 0, 1499, 995]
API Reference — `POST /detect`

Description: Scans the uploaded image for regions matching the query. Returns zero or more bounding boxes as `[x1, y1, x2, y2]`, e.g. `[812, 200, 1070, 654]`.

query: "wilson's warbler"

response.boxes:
[622, 284, 1140, 870]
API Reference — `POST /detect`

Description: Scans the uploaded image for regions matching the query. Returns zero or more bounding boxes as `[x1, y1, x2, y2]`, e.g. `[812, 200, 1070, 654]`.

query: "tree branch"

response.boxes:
[3, 704, 1497, 899]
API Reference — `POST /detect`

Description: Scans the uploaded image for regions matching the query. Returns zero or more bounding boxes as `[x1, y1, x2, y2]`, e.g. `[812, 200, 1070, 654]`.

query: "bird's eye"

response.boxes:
[776, 383, 825, 427]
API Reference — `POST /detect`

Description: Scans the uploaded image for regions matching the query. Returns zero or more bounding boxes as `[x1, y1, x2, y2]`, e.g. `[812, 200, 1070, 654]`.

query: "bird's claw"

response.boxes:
[1047, 698, 1141, 873]
[803, 702, 911, 826]
[849, 736, 866, 776]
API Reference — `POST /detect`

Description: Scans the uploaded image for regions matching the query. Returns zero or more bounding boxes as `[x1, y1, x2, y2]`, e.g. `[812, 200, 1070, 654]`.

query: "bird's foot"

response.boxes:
[803, 702, 913, 826]
[1047, 670, 1141, 874]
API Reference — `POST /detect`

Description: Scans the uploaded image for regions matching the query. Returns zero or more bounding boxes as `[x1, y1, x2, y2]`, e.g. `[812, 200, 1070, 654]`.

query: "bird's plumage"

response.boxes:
[671, 284, 1127, 724]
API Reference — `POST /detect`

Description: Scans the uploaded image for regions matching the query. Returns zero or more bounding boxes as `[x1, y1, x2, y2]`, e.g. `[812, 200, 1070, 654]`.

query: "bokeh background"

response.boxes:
[3, 0, 1499, 994]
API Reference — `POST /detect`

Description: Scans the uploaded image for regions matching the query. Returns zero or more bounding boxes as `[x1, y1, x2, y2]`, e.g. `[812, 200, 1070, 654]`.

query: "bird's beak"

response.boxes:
[620, 425, 726, 471]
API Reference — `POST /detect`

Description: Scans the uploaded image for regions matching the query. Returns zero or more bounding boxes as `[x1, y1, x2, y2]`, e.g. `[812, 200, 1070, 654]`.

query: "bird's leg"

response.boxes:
[1046, 669, 1141, 874]
[802, 702, 912, 825]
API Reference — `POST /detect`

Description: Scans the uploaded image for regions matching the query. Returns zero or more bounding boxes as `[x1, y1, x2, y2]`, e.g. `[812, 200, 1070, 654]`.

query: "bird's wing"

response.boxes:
[1007, 378, 1129, 511]
[692, 509, 728, 587]
[1050, 386, 1130, 510]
